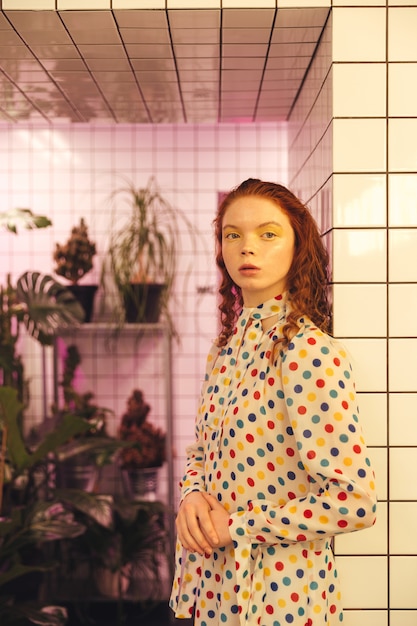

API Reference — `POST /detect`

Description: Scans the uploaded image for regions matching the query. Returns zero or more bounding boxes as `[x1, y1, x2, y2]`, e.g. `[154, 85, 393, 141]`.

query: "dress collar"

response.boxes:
[240, 293, 288, 322]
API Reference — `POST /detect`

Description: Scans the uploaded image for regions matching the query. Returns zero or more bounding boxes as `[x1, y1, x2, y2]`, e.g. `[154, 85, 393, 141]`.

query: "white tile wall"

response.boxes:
[291, 3, 417, 622]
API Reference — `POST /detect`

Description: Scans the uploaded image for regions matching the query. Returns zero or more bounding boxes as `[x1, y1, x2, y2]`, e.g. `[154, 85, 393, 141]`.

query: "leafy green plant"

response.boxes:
[101, 177, 196, 335]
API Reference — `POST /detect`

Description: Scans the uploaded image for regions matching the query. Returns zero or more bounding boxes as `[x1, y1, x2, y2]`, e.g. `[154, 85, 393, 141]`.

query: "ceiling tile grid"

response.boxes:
[0, 6, 329, 125]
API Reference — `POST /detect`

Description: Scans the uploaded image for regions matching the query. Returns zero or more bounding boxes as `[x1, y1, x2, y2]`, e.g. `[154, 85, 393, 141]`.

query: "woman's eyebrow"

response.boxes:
[222, 220, 283, 230]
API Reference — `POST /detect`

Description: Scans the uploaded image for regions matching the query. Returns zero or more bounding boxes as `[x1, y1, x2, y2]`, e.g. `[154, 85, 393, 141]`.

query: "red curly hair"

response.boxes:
[214, 178, 332, 347]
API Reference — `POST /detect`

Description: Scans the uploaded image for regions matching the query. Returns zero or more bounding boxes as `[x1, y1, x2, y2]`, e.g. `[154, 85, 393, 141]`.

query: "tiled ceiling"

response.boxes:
[0, 6, 329, 125]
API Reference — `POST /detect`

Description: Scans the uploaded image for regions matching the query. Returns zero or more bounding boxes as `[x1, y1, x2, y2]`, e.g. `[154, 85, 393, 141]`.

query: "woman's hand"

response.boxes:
[176, 491, 219, 556]
[201, 492, 232, 548]
[176, 491, 233, 555]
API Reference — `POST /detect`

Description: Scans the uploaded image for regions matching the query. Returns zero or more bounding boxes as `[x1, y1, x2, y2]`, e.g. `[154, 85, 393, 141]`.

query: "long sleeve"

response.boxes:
[228, 326, 377, 545]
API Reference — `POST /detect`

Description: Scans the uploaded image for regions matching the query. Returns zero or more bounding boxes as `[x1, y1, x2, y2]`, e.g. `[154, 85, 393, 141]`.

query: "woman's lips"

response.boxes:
[239, 264, 260, 275]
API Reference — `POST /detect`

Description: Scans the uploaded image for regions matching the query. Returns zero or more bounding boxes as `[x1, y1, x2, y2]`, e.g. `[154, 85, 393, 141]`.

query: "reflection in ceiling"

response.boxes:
[0, 6, 329, 125]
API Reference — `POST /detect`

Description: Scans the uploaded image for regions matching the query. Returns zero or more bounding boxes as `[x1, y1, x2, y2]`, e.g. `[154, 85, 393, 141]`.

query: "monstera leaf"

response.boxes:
[0, 207, 52, 233]
[16, 271, 84, 345]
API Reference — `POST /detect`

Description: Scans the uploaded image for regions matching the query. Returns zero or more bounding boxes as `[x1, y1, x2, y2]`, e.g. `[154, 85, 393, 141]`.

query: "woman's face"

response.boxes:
[221, 195, 295, 307]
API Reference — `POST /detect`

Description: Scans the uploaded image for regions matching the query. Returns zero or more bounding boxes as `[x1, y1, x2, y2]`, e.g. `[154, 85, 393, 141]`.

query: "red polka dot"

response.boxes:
[330, 605, 337, 614]
[316, 379, 325, 388]
[251, 368, 258, 377]
[307, 337, 316, 345]
[246, 433, 254, 443]
[296, 533, 307, 541]
[254, 391, 260, 400]
[267, 420, 275, 430]
[268, 377, 275, 386]
[307, 450, 316, 459]
[275, 561, 284, 571]
[353, 444, 361, 453]
[304, 509, 313, 518]
[337, 492, 347, 501]
[325, 424, 334, 433]
[342, 400, 349, 409]
[247, 477, 255, 487]
[267, 462, 275, 471]
[286, 447, 295, 457]
[337, 520, 348, 528]
[333, 358, 340, 366]
[289, 361, 298, 371]
[265, 605, 274, 614]
[291, 593, 299, 602]
[298, 405, 307, 415]
[220, 365, 226, 373]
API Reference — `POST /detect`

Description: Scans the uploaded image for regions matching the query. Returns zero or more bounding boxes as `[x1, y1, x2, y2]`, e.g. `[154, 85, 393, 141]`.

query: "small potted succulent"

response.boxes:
[53, 218, 97, 322]
[118, 389, 166, 501]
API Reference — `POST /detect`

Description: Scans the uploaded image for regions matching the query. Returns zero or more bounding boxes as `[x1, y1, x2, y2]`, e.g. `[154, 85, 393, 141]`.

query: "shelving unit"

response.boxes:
[50, 322, 175, 596]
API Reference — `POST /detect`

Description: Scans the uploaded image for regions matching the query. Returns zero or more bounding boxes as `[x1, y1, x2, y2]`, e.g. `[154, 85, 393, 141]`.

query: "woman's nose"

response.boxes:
[241, 240, 255, 255]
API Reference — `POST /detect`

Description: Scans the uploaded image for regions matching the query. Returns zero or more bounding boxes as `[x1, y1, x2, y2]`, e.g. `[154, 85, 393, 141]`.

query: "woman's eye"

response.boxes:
[224, 232, 239, 240]
[262, 231, 277, 239]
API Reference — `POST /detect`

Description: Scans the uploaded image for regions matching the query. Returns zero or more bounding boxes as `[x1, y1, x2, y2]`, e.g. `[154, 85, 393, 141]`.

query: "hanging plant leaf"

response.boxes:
[0, 208, 52, 233]
[16, 271, 85, 345]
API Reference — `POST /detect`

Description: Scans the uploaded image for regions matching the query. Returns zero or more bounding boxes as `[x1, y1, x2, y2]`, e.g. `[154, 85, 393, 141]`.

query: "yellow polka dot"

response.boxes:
[299, 349, 307, 358]
[201, 600, 206, 608]
[254, 505, 261, 514]
[264, 567, 271, 576]
[291, 420, 298, 429]
[334, 412, 343, 421]
[339, 349, 347, 358]
[223, 460, 229, 468]
[298, 484, 307, 494]
[326, 367, 334, 376]
[242, 590, 250, 600]
[313, 605, 322, 614]
[237, 442, 244, 451]
[283, 375, 289, 385]
[256, 427, 264, 436]
[235, 371, 241, 379]
[257, 471, 265, 480]
[184, 573, 192, 582]
[289, 554, 297, 564]
[303, 585, 308, 594]
[349, 391, 355, 400]
[237, 485, 245, 494]
[344, 457, 353, 466]
[370, 480, 375, 490]
[289, 505, 297, 514]
[255, 582, 262, 591]
[223, 591, 230, 600]
[224, 503, 231, 511]
[319, 515, 329, 524]
[307, 392, 317, 402]
[243, 400, 249, 408]
[223, 377, 231, 386]
[316, 438, 325, 447]
[242, 548, 250, 558]
[276, 412, 285, 421]
[307, 559, 313, 568]
[248, 331, 257, 340]
[280, 529, 289, 537]
[278, 599, 286, 608]
[276, 456, 284, 465]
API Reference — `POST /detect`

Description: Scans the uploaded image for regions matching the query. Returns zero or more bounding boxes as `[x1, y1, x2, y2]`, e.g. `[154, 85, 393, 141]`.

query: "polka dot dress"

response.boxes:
[170, 294, 377, 626]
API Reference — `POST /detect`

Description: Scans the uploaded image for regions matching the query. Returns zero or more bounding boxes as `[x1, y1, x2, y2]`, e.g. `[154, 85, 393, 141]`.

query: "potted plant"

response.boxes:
[0, 207, 84, 439]
[118, 389, 166, 502]
[101, 177, 196, 335]
[53, 218, 98, 322]
[76, 496, 167, 602]
[49, 343, 119, 493]
[0, 385, 112, 626]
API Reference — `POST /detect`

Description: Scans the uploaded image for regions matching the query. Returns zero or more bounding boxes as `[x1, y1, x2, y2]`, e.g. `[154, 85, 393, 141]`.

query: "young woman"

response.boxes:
[170, 179, 377, 626]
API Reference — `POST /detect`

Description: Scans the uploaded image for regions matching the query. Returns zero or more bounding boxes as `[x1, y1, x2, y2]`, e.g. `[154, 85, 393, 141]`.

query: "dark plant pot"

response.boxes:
[58, 455, 99, 492]
[121, 467, 159, 501]
[68, 284, 98, 323]
[123, 283, 165, 324]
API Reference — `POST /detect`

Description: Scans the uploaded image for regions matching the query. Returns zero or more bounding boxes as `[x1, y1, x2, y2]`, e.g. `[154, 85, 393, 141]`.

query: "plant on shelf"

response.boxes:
[73, 496, 167, 603]
[53, 218, 98, 322]
[0, 386, 112, 626]
[49, 343, 122, 492]
[0, 207, 84, 491]
[118, 389, 166, 501]
[100, 176, 197, 336]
